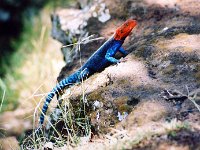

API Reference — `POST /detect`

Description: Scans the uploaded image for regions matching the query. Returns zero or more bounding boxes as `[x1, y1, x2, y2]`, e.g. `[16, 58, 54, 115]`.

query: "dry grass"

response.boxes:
[0, 6, 65, 113]
[0, 79, 6, 112]
[21, 34, 106, 149]
[0, 6, 64, 149]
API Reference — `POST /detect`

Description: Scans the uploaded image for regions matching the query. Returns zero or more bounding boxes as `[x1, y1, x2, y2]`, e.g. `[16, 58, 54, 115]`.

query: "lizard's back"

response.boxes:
[81, 36, 119, 72]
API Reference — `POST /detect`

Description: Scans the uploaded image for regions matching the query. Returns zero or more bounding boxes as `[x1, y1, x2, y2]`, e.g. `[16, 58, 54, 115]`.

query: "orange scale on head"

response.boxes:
[114, 19, 137, 40]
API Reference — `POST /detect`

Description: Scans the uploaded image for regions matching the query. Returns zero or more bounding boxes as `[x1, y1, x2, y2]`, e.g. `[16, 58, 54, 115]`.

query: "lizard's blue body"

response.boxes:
[39, 19, 137, 125]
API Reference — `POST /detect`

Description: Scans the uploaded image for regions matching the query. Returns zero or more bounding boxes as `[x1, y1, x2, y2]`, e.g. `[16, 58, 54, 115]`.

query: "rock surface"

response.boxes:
[0, 136, 20, 150]
[23, 0, 200, 149]
[51, 0, 111, 64]
[0, 108, 33, 136]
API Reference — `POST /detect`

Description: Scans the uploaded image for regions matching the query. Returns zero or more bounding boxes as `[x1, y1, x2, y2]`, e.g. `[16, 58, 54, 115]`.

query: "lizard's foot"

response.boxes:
[119, 57, 128, 63]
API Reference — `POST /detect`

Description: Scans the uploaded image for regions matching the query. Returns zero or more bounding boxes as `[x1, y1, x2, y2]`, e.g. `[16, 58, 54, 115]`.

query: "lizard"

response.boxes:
[39, 19, 137, 126]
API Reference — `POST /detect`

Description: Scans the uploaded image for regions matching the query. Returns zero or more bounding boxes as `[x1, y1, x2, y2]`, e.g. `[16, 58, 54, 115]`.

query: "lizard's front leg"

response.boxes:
[118, 47, 129, 63]
[105, 54, 120, 64]
[105, 47, 120, 64]
[119, 47, 128, 56]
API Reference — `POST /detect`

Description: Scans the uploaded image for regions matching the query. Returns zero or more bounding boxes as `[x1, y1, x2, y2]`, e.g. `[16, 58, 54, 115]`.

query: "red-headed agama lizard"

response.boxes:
[39, 19, 137, 126]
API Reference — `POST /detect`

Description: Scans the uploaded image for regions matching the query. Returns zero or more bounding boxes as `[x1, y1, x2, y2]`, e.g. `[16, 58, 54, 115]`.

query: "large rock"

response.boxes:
[24, 0, 200, 149]
[0, 108, 32, 136]
[0, 136, 20, 150]
[51, 0, 111, 64]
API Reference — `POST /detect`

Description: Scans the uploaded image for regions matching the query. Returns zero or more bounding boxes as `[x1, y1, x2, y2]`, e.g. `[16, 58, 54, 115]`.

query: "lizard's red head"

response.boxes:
[114, 19, 137, 40]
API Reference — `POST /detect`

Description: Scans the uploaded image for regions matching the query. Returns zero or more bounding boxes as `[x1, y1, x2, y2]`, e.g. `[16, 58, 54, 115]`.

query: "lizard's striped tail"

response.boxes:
[39, 73, 80, 125]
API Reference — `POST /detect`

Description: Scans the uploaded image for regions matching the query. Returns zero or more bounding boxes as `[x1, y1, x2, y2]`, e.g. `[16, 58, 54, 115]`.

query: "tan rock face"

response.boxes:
[0, 137, 20, 150]
[117, 101, 169, 129]
[144, 0, 200, 16]
[155, 34, 200, 54]
[0, 109, 32, 136]
[157, 143, 189, 150]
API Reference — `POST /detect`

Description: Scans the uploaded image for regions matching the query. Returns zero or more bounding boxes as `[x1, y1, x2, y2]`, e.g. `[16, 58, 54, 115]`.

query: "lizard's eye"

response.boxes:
[125, 23, 129, 26]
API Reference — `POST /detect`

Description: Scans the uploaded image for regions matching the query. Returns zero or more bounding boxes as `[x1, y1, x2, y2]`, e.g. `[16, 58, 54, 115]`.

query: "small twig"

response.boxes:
[185, 85, 190, 95]
[62, 35, 104, 48]
[185, 86, 200, 112]
[106, 74, 113, 86]
[188, 97, 200, 112]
